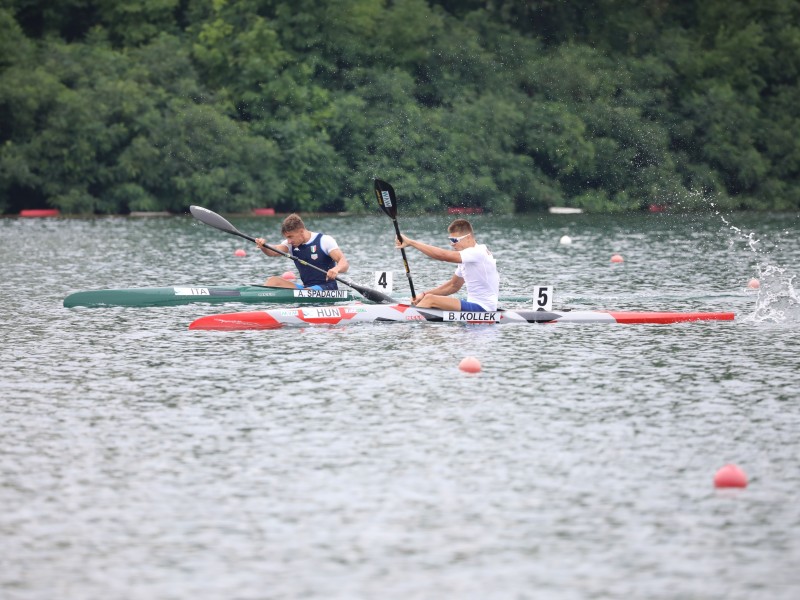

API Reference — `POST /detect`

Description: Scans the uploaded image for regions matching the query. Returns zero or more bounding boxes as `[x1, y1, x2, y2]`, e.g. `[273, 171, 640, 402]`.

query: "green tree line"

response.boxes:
[1, 0, 798, 215]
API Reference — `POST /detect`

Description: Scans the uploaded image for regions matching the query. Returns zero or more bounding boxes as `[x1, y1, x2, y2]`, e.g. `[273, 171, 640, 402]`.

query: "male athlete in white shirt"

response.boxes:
[395, 219, 499, 311]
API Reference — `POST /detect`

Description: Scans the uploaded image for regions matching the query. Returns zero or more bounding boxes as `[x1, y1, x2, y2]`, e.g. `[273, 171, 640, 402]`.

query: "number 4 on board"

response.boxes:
[374, 271, 393, 294]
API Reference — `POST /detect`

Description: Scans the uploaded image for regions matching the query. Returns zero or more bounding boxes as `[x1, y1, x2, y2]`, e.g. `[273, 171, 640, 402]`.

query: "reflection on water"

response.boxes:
[1, 211, 799, 599]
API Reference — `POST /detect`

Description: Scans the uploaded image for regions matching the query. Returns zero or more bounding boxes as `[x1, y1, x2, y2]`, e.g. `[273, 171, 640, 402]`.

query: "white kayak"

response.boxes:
[188, 303, 735, 330]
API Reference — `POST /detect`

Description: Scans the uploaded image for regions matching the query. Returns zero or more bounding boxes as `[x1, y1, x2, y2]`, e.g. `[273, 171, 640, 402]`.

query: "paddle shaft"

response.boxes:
[390, 219, 416, 298]
[242, 231, 384, 300]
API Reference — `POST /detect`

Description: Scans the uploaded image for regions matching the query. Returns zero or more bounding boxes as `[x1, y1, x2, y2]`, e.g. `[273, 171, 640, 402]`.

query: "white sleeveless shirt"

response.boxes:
[454, 244, 499, 310]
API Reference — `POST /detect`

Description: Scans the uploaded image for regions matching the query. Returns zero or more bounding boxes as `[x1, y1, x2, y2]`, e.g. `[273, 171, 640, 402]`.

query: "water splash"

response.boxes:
[719, 214, 761, 254]
[750, 264, 800, 323]
[716, 209, 799, 323]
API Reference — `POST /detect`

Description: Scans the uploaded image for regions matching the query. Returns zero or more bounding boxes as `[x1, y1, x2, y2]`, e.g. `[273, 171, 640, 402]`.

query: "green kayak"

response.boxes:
[63, 285, 358, 308]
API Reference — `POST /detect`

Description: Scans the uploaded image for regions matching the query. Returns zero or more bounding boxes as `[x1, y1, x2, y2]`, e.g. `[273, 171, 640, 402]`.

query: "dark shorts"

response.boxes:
[295, 281, 338, 291]
[460, 300, 488, 312]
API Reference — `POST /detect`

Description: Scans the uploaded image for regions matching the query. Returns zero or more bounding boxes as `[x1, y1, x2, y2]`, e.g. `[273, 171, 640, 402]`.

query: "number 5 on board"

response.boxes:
[533, 286, 553, 311]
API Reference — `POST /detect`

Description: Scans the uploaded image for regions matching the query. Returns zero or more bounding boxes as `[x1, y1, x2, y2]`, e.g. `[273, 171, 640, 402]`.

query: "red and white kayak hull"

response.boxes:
[188, 304, 735, 331]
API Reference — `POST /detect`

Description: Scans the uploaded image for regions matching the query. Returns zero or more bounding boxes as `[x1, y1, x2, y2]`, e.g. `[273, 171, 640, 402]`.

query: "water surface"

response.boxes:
[1, 210, 799, 599]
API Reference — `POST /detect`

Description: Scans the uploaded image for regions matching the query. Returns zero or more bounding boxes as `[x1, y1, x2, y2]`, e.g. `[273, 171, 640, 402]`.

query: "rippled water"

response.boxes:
[2, 210, 799, 599]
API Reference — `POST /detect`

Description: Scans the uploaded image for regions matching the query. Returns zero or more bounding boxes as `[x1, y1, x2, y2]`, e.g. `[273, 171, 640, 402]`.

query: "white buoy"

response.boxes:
[559, 235, 572, 246]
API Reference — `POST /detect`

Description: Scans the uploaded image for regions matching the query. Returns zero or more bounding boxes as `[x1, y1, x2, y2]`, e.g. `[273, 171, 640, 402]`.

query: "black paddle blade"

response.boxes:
[189, 205, 254, 242]
[342, 278, 395, 304]
[374, 179, 398, 219]
[373, 179, 416, 298]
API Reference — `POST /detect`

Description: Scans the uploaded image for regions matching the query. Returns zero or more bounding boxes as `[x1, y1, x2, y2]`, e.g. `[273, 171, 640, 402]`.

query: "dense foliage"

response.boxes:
[1, 0, 798, 214]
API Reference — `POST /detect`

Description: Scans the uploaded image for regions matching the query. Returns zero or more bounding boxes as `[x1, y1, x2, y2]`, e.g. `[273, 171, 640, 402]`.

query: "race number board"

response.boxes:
[374, 271, 393, 295]
[533, 286, 554, 311]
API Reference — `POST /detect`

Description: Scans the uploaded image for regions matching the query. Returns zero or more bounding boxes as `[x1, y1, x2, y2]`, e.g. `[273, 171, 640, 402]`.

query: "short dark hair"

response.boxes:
[281, 214, 305, 234]
[447, 219, 473, 235]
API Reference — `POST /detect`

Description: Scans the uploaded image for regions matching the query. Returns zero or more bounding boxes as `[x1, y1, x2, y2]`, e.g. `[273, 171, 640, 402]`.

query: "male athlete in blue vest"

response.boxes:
[254, 214, 349, 290]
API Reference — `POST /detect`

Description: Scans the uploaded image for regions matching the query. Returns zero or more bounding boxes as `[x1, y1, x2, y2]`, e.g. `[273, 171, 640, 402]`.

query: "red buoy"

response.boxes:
[281, 271, 296, 281]
[234, 248, 247, 257]
[610, 254, 624, 263]
[20, 209, 60, 217]
[458, 356, 482, 373]
[714, 464, 748, 488]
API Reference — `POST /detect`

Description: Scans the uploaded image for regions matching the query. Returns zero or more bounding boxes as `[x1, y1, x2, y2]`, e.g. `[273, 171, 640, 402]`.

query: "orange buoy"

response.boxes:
[747, 278, 760, 289]
[458, 356, 482, 373]
[610, 254, 624, 263]
[714, 464, 748, 488]
[281, 271, 296, 281]
[234, 248, 247, 257]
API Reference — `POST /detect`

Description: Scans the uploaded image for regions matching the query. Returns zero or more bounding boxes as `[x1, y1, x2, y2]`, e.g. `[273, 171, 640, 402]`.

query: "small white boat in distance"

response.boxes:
[549, 207, 583, 214]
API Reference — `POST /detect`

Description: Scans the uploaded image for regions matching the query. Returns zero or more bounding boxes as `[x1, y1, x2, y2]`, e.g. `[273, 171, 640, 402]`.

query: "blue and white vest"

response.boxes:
[293, 233, 338, 289]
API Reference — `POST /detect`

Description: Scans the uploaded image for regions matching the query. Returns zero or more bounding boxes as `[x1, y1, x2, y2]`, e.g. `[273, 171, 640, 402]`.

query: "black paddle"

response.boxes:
[374, 179, 417, 299]
[189, 205, 395, 304]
